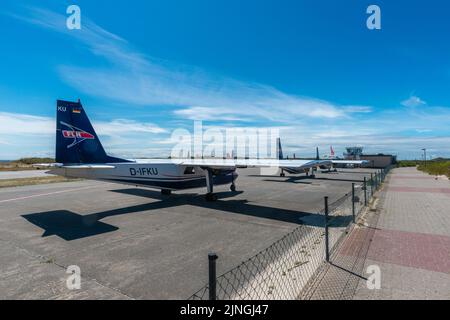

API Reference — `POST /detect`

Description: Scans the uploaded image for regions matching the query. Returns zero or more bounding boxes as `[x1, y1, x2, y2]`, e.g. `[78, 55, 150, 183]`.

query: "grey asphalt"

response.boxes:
[0, 167, 378, 299]
[0, 170, 54, 180]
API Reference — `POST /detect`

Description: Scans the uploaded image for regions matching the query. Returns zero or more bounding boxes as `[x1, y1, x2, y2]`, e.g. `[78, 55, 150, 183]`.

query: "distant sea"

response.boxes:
[0, 160, 11, 163]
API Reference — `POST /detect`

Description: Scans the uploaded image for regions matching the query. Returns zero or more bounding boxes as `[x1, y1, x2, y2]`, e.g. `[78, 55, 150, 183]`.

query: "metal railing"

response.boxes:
[189, 166, 392, 300]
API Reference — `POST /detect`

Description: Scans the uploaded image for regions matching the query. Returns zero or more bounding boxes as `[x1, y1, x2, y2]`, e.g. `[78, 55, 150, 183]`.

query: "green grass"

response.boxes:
[396, 160, 422, 167]
[397, 159, 450, 178]
[15, 157, 55, 164]
[418, 161, 450, 177]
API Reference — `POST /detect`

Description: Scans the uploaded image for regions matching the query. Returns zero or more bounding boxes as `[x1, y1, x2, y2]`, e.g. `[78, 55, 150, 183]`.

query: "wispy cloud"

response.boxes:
[0, 111, 168, 159]
[95, 119, 166, 135]
[0, 112, 54, 135]
[0, 112, 164, 137]
[12, 6, 371, 124]
[401, 95, 427, 108]
[5, 6, 450, 159]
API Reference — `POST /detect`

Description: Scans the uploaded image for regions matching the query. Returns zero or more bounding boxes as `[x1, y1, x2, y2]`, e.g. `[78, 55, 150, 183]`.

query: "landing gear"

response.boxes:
[307, 167, 316, 178]
[328, 164, 337, 173]
[161, 189, 172, 195]
[280, 170, 286, 177]
[230, 183, 236, 192]
[205, 168, 217, 201]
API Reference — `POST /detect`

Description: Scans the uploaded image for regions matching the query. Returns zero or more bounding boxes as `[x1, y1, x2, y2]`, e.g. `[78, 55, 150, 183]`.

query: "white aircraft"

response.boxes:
[277, 140, 369, 176]
[320, 146, 369, 169]
[43, 100, 332, 201]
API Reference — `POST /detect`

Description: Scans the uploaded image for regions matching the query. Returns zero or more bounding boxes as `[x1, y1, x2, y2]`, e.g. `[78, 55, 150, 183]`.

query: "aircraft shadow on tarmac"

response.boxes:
[249, 174, 367, 184]
[265, 176, 365, 184]
[307, 177, 365, 183]
[248, 175, 314, 184]
[22, 188, 353, 241]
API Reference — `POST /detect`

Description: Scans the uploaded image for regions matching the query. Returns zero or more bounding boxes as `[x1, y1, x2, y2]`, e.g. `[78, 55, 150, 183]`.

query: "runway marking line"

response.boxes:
[0, 186, 97, 204]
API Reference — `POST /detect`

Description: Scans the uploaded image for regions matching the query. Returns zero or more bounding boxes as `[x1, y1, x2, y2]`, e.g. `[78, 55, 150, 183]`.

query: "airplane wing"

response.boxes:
[331, 160, 369, 165]
[33, 163, 115, 169]
[176, 159, 331, 170]
[61, 164, 116, 169]
[35, 159, 331, 171]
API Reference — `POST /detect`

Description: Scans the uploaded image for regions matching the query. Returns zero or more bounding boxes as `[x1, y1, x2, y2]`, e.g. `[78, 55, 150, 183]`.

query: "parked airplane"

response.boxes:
[315, 146, 369, 170]
[277, 140, 368, 176]
[42, 100, 332, 201]
[276, 138, 321, 177]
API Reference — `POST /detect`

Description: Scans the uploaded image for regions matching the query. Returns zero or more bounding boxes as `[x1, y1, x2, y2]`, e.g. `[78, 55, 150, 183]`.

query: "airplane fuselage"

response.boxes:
[50, 160, 237, 191]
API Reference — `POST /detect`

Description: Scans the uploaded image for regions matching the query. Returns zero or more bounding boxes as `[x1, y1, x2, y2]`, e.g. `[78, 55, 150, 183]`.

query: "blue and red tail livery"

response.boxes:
[56, 100, 129, 164]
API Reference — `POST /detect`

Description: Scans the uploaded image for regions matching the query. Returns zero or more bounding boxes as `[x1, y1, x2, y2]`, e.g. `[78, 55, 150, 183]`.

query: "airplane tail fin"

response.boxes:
[316, 147, 320, 160]
[55, 100, 129, 164]
[276, 138, 284, 160]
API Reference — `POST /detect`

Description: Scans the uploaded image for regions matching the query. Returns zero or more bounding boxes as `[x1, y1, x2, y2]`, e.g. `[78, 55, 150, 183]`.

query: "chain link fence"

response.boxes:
[189, 167, 392, 300]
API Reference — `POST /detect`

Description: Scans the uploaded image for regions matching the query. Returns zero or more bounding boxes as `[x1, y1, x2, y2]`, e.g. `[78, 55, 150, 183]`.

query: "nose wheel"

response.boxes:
[230, 183, 236, 192]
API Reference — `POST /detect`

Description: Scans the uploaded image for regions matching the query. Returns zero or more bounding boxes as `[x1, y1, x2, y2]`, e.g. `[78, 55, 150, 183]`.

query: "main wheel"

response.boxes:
[280, 172, 286, 177]
[230, 184, 236, 192]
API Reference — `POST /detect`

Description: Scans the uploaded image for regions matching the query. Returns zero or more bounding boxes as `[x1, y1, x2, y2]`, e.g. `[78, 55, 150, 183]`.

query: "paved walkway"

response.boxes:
[305, 167, 450, 300]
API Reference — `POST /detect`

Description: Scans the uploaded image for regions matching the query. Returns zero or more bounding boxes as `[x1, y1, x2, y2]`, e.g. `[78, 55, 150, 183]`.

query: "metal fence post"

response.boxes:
[364, 177, 367, 206]
[377, 171, 380, 188]
[208, 253, 218, 300]
[352, 183, 355, 223]
[375, 172, 378, 190]
[324, 196, 330, 262]
[370, 173, 373, 197]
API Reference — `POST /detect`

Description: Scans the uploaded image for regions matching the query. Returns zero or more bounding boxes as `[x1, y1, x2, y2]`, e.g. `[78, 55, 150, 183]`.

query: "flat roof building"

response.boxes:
[360, 154, 397, 168]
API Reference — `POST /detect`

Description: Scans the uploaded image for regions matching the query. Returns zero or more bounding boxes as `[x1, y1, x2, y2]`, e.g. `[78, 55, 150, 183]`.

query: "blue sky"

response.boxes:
[0, 0, 449, 160]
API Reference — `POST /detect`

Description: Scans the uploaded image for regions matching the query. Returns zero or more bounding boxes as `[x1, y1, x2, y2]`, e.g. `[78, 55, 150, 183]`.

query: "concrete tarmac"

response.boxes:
[0, 167, 377, 299]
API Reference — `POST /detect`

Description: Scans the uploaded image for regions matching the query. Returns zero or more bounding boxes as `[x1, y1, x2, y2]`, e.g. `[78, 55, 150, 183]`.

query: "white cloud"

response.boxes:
[5, 7, 450, 159]
[0, 112, 164, 137]
[12, 6, 371, 123]
[95, 119, 166, 135]
[343, 105, 373, 113]
[57, 64, 354, 123]
[0, 112, 54, 135]
[0, 111, 168, 159]
[401, 96, 427, 108]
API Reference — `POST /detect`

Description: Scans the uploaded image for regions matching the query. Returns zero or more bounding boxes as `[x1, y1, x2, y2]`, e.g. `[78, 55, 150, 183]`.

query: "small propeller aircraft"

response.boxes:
[41, 100, 333, 201]
[277, 140, 369, 177]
